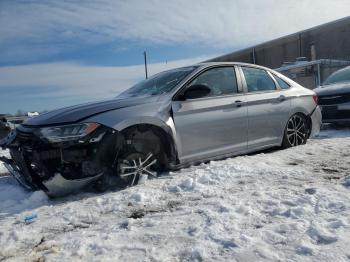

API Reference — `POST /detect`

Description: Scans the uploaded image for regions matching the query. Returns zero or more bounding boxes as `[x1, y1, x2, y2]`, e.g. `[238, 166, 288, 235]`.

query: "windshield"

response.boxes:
[118, 66, 198, 98]
[323, 67, 350, 86]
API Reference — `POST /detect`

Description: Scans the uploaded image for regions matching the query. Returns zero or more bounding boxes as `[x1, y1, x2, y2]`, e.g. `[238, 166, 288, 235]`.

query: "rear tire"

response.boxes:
[282, 114, 309, 148]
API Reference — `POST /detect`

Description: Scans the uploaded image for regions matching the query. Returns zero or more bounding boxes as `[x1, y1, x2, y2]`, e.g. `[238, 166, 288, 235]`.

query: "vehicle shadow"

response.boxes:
[315, 124, 350, 139]
[0, 176, 51, 218]
[0, 175, 126, 219]
[0, 174, 168, 219]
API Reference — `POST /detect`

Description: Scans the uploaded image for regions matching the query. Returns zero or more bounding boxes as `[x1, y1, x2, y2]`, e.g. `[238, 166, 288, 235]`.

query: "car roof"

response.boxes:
[196, 61, 273, 71]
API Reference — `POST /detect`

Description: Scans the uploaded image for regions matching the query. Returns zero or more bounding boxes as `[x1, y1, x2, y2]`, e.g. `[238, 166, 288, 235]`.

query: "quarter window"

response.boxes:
[242, 67, 276, 92]
[188, 67, 238, 97]
[273, 74, 290, 89]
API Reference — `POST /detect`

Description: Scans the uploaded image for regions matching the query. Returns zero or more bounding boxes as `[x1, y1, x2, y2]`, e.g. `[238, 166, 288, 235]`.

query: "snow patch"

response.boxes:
[0, 181, 48, 216]
[306, 224, 338, 245]
[0, 149, 9, 175]
[130, 192, 144, 202]
[0, 128, 349, 261]
[341, 176, 350, 187]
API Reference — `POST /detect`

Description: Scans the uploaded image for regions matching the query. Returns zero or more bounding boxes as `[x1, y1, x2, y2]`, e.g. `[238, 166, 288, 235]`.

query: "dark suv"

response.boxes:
[314, 66, 350, 125]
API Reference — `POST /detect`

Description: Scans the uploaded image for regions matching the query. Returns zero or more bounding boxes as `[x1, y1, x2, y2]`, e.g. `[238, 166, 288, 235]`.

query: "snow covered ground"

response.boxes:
[0, 149, 9, 175]
[0, 127, 350, 261]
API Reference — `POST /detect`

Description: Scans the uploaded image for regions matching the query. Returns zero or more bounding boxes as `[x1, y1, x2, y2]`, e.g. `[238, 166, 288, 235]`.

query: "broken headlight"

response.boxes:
[39, 123, 99, 143]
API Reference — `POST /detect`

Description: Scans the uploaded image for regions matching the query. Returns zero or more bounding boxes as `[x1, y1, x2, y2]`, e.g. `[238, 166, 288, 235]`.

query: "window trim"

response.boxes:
[172, 65, 243, 101]
[270, 72, 291, 90]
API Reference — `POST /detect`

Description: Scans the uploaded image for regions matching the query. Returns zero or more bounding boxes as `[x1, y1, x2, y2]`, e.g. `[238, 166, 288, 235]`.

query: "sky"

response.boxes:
[0, 0, 350, 113]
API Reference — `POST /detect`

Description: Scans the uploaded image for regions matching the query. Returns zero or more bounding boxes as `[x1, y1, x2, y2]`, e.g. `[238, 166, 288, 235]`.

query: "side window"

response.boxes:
[188, 67, 238, 97]
[242, 67, 276, 92]
[273, 74, 290, 89]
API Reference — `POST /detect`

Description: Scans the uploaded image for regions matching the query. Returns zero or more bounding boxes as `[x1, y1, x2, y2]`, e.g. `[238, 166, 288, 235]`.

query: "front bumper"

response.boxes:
[3, 159, 103, 197]
[320, 102, 350, 124]
[0, 125, 119, 197]
[42, 172, 103, 197]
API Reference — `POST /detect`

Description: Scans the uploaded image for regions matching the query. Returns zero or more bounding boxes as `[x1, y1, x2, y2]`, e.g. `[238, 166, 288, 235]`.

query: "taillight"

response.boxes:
[313, 95, 319, 105]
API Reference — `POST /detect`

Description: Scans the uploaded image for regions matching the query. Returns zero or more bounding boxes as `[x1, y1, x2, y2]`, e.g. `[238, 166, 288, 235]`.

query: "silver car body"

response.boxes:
[0, 62, 321, 196]
[87, 62, 321, 164]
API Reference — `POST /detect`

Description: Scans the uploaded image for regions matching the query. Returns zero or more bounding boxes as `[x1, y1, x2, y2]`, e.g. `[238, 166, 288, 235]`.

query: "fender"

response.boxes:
[84, 101, 180, 162]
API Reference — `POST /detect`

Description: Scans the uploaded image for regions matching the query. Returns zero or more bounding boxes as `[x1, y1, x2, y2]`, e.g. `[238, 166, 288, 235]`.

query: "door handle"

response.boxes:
[277, 95, 286, 102]
[233, 100, 243, 107]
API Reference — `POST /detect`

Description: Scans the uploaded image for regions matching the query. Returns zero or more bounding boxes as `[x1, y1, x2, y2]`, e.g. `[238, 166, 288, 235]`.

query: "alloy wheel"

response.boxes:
[119, 152, 157, 186]
[286, 115, 307, 146]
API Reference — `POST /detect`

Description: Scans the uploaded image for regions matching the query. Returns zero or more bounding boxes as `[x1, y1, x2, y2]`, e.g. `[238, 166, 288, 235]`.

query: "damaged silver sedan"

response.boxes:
[0, 62, 322, 197]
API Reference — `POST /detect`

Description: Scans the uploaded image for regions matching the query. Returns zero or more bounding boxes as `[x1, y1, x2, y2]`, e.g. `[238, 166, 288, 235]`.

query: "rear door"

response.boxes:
[172, 66, 248, 162]
[239, 66, 291, 150]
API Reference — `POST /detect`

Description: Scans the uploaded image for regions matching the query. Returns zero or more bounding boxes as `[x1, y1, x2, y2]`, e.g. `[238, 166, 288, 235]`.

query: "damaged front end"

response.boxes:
[0, 123, 120, 197]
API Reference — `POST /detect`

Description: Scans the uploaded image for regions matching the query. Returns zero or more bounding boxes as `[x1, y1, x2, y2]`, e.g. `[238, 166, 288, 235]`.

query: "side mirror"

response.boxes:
[182, 84, 211, 100]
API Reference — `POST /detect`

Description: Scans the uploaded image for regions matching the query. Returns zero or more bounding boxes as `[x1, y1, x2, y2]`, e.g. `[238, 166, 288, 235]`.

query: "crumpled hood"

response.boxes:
[24, 96, 160, 127]
[314, 82, 350, 96]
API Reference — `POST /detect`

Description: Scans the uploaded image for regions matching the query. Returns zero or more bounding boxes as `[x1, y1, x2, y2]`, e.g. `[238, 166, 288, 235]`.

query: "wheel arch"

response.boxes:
[281, 111, 311, 148]
[117, 121, 179, 166]
[290, 94, 316, 136]
[288, 101, 313, 133]
[291, 111, 312, 138]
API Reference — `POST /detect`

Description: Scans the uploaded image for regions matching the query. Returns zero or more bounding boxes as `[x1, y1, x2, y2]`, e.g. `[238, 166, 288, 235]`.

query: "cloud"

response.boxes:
[1, 0, 350, 112]
[1, 0, 349, 53]
[0, 55, 213, 112]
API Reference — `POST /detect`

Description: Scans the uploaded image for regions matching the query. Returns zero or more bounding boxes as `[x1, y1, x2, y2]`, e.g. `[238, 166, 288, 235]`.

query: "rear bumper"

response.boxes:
[310, 106, 322, 137]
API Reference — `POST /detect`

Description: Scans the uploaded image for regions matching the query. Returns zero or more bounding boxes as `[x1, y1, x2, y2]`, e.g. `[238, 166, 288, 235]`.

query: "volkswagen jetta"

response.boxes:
[0, 62, 321, 196]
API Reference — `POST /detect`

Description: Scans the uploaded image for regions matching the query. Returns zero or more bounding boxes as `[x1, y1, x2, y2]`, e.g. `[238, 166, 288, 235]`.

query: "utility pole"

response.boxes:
[143, 51, 148, 79]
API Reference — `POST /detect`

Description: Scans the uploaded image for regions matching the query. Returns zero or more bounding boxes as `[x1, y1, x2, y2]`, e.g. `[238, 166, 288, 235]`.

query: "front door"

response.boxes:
[172, 66, 248, 162]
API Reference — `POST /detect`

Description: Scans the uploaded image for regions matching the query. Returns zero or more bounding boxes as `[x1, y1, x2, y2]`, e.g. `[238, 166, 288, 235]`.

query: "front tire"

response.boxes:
[116, 126, 168, 187]
[282, 114, 308, 148]
[118, 150, 159, 186]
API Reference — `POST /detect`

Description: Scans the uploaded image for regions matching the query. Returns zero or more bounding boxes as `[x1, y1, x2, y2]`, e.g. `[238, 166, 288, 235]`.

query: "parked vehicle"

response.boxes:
[0, 62, 321, 197]
[314, 66, 350, 125]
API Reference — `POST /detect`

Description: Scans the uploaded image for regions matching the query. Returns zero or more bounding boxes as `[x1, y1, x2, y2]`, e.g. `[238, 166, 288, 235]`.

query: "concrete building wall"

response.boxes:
[209, 16, 350, 69]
